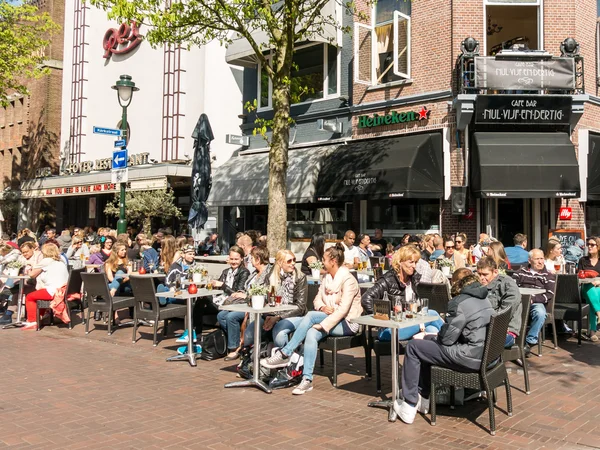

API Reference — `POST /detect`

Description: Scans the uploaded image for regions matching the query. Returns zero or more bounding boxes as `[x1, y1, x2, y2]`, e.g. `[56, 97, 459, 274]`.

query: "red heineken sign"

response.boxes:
[357, 106, 430, 129]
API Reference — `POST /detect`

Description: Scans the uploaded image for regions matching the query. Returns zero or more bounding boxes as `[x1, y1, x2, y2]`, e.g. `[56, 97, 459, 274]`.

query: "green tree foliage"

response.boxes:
[104, 189, 182, 235]
[89, 0, 359, 254]
[0, 1, 60, 107]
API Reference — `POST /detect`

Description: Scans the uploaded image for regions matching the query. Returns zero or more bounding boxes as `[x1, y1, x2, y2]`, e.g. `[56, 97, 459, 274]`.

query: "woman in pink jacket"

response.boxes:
[261, 243, 363, 395]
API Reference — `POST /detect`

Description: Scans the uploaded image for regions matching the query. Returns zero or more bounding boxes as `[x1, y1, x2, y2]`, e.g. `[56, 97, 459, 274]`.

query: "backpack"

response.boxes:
[268, 351, 304, 390]
[236, 341, 273, 380]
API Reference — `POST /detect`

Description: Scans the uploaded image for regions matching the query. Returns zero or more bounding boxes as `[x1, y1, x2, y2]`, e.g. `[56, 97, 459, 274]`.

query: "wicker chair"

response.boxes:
[503, 294, 532, 394]
[81, 272, 136, 335]
[553, 274, 589, 347]
[430, 307, 513, 436]
[536, 280, 558, 356]
[318, 329, 370, 388]
[35, 268, 84, 331]
[129, 275, 187, 346]
[415, 282, 451, 315]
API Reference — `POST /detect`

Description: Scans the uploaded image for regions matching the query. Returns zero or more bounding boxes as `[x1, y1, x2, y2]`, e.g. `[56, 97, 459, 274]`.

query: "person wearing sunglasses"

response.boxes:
[578, 237, 600, 341]
[454, 233, 471, 263]
[435, 239, 465, 272]
[243, 250, 307, 348]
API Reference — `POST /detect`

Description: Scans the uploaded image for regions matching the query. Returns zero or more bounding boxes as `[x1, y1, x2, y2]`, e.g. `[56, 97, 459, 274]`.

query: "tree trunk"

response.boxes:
[267, 75, 291, 256]
[143, 217, 152, 236]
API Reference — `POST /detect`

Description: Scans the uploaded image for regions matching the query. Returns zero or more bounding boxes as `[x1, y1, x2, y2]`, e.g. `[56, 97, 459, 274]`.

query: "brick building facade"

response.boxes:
[0, 0, 64, 233]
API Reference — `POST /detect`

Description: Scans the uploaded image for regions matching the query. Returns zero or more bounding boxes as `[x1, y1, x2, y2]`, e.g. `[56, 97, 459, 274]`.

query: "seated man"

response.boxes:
[512, 249, 556, 355]
[477, 256, 522, 348]
[504, 233, 529, 267]
[395, 268, 494, 424]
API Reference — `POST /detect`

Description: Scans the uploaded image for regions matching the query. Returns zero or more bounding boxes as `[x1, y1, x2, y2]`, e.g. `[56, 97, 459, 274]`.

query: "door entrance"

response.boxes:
[497, 199, 525, 248]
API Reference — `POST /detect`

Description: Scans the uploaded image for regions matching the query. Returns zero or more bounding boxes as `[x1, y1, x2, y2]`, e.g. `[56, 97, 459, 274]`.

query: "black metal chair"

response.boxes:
[503, 294, 531, 394]
[537, 279, 558, 356]
[415, 282, 450, 315]
[129, 275, 187, 346]
[318, 329, 370, 388]
[430, 307, 513, 436]
[553, 274, 589, 347]
[36, 268, 84, 331]
[81, 272, 136, 335]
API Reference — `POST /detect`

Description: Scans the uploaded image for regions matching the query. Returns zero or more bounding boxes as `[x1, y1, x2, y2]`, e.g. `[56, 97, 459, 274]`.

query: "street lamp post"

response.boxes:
[111, 74, 139, 234]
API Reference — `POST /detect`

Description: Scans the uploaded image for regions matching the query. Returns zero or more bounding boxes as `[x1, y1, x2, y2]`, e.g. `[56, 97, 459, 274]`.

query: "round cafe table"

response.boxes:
[1, 275, 31, 329]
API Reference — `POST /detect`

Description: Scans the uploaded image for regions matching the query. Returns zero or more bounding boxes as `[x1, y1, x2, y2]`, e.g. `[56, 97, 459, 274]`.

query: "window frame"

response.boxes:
[483, 0, 543, 55]
[256, 42, 340, 112]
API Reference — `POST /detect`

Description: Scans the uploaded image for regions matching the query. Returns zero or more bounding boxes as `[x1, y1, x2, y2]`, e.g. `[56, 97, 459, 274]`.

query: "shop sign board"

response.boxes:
[36, 152, 150, 177]
[559, 207, 572, 220]
[103, 21, 142, 59]
[549, 228, 584, 253]
[474, 57, 575, 90]
[357, 106, 430, 129]
[475, 95, 572, 125]
[21, 177, 167, 199]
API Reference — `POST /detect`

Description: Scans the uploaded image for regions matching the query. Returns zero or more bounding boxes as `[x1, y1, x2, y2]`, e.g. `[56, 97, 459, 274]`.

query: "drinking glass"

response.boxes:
[391, 295, 403, 322]
[275, 295, 282, 305]
[148, 263, 155, 274]
[206, 276, 213, 290]
[420, 298, 429, 315]
[554, 263, 561, 273]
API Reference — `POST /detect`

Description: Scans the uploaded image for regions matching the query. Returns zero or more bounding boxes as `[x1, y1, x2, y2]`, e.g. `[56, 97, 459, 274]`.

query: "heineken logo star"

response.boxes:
[418, 106, 430, 120]
[357, 105, 432, 129]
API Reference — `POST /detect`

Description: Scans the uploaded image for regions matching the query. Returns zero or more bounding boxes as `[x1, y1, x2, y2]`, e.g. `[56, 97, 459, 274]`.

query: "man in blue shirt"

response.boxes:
[504, 233, 529, 266]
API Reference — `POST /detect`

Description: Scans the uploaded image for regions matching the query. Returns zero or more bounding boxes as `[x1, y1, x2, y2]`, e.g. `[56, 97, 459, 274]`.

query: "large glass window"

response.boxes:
[258, 43, 339, 109]
[287, 202, 351, 239]
[367, 199, 439, 232]
[484, 0, 540, 56]
[355, 0, 411, 86]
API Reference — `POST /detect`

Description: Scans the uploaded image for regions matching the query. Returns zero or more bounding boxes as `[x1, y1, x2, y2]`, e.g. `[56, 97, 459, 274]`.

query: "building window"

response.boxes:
[258, 43, 339, 110]
[484, 0, 541, 56]
[367, 199, 439, 233]
[355, 0, 411, 86]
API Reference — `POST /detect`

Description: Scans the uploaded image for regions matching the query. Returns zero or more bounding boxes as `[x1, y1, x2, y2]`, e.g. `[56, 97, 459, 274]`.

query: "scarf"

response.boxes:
[320, 266, 350, 309]
[279, 270, 295, 305]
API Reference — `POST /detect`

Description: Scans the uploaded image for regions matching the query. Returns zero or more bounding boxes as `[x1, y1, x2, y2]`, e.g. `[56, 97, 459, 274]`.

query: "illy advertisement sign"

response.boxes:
[559, 207, 573, 220]
[475, 95, 572, 125]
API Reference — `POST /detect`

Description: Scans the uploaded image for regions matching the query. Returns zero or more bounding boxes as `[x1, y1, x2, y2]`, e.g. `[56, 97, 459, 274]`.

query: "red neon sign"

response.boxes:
[103, 22, 142, 59]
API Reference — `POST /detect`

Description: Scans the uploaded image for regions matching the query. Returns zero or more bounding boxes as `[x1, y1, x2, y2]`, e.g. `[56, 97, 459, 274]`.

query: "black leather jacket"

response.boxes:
[361, 270, 421, 314]
[218, 266, 250, 296]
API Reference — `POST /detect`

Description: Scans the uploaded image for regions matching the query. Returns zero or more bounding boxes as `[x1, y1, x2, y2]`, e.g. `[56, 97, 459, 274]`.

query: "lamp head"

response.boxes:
[111, 74, 139, 107]
[461, 37, 479, 56]
[560, 37, 579, 56]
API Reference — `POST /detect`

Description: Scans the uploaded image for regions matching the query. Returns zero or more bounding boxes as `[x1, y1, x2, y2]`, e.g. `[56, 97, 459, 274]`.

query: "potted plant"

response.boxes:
[308, 260, 324, 279]
[5, 261, 23, 277]
[188, 264, 205, 283]
[437, 258, 454, 277]
[248, 284, 269, 310]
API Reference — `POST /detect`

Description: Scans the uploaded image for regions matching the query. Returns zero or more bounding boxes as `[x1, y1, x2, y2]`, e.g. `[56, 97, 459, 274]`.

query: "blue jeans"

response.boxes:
[243, 316, 265, 347]
[505, 334, 515, 348]
[377, 310, 444, 341]
[526, 303, 547, 345]
[280, 311, 355, 381]
[156, 284, 186, 306]
[108, 270, 132, 295]
[272, 316, 304, 348]
[217, 310, 246, 351]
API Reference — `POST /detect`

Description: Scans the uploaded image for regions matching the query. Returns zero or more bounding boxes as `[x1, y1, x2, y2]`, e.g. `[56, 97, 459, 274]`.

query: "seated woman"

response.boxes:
[488, 241, 511, 271]
[217, 246, 272, 361]
[155, 244, 198, 306]
[244, 249, 307, 348]
[300, 233, 325, 276]
[545, 238, 565, 274]
[65, 236, 90, 262]
[260, 243, 362, 395]
[22, 243, 69, 330]
[138, 237, 159, 272]
[105, 243, 132, 297]
[175, 246, 250, 352]
[88, 236, 115, 265]
[395, 268, 494, 424]
[579, 236, 600, 341]
[0, 242, 21, 273]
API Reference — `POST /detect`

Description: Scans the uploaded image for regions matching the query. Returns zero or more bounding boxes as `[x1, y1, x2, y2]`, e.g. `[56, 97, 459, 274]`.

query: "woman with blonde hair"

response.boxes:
[242, 250, 308, 348]
[544, 238, 565, 273]
[160, 235, 180, 272]
[488, 241, 511, 270]
[105, 243, 132, 297]
[22, 243, 69, 329]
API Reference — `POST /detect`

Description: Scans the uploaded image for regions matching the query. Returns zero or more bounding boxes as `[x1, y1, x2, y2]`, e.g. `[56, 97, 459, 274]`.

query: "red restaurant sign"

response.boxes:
[559, 207, 572, 220]
[103, 22, 142, 59]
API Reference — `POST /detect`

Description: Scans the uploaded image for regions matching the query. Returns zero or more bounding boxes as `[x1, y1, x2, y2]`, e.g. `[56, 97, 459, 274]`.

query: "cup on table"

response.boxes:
[420, 298, 429, 315]
[206, 276, 213, 290]
[275, 295, 282, 305]
[554, 263, 561, 273]
[390, 295, 403, 322]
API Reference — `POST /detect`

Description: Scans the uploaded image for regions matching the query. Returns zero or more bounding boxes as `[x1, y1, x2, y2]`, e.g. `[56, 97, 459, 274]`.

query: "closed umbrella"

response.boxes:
[188, 114, 214, 231]
[0, 207, 4, 238]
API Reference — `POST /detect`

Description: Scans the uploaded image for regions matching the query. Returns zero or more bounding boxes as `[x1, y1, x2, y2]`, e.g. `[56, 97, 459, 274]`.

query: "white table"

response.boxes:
[519, 288, 546, 295]
[578, 277, 600, 285]
[2, 275, 30, 329]
[219, 303, 296, 394]
[155, 288, 223, 367]
[350, 313, 441, 422]
[132, 272, 166, 278]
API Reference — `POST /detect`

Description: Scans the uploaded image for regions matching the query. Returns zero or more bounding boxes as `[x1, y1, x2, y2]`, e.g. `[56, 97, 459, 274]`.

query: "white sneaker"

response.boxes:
[394, 400, 417, 424]
[292, 378, 313, 395]
[399, 390, 429, 415]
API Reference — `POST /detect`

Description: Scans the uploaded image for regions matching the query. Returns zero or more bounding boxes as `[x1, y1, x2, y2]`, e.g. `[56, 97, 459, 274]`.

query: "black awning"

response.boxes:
[314, 132, 444, 201]
[471, 132, 580, 199]
[587, 133, 600, 201]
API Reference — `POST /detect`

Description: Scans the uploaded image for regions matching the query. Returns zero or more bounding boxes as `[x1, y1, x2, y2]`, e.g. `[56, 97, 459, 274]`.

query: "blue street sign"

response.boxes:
[114, 139, 127, 148]
[112, 149, 128, 170]
[93, 126, 122, 136]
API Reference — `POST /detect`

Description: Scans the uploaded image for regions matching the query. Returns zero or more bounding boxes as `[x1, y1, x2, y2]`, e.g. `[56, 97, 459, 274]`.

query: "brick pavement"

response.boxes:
[2, 317, 600, 449]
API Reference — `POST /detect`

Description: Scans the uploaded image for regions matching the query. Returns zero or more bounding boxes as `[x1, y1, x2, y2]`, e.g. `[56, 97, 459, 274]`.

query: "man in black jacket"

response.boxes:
[395, 268, 494, 425]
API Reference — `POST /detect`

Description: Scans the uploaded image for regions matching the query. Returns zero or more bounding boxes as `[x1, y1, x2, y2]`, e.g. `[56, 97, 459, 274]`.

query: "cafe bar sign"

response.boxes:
[475, 57, 575, 90]
[357, 106, 430, 129]
[36, 152, 151, 178]
[475, 95, 572, 126]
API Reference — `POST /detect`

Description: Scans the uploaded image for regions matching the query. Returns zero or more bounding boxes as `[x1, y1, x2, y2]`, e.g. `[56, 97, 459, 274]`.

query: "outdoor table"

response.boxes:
[155, 288, 223, 367]
[519, 287, 546, 295]
[350, 313, 441, 422]
[578, 277, 600, 284]
[2, 275, 30, 329]
[194, 255, 228, 264]
[219, 303, 296, 393]
[132, 272, 166, 278]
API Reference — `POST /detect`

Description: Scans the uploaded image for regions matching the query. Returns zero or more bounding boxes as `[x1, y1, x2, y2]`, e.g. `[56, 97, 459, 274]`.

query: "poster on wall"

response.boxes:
[88, 197, 96, 219]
